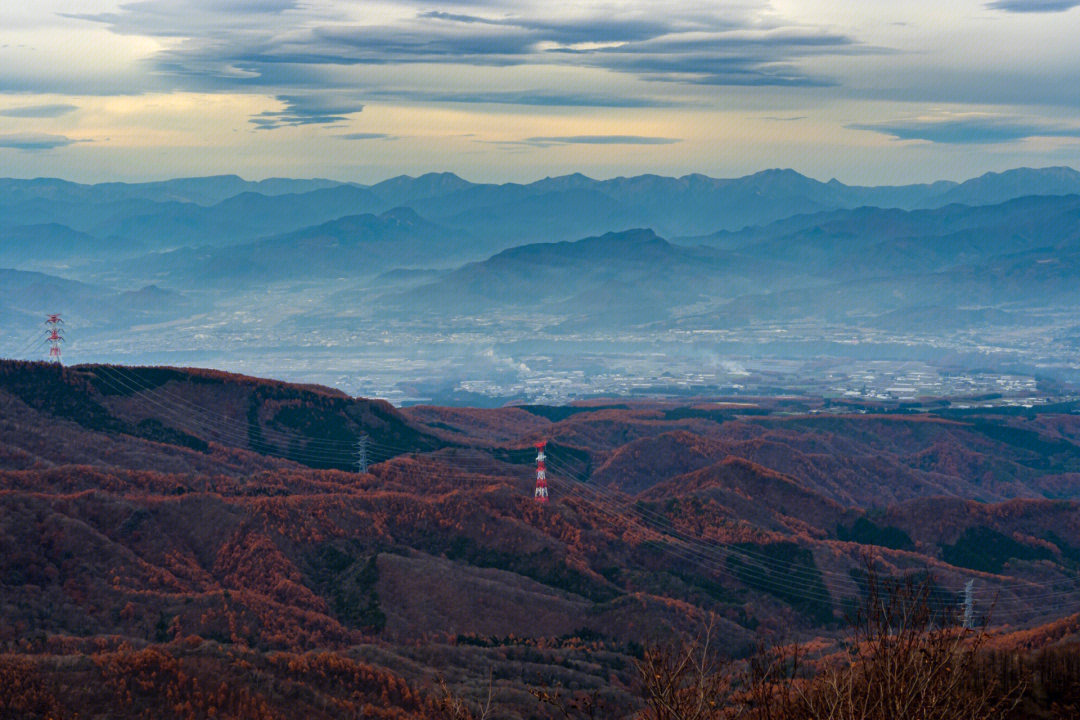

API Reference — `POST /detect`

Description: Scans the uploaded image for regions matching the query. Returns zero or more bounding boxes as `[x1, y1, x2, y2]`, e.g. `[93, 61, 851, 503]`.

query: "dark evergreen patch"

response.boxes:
[941, 526, 1054, 574]
[727, 542, 833, 624]
[837, 517, 915, 551]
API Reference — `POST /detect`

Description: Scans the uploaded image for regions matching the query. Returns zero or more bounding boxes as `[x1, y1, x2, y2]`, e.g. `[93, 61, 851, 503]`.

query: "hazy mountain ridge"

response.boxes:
[0, 175, 350, 206]
[5, 188, 1078, 367]
[389, 228, 798, 323]
[4, 166, 1080, 273]
[377, 194, 1080, 329]
[121, 207, 471, 286]
[0, 269, 187, 331]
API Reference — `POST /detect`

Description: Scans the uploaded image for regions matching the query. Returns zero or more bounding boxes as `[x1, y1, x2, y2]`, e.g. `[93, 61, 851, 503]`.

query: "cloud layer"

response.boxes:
[1, 2, 1079, 182]
[523, 135, 682, 145]
[63, 0, 865, 130]
[0, 103, 78, 118]
[986, 0, 1080, 12]
[0, 133, 83, 151]
[339, 132, 394, 140]
[849, 116, 1080, 144]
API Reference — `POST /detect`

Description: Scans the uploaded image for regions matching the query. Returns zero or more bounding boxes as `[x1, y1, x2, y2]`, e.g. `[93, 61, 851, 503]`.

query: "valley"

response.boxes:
[4, 169, 1080, 406]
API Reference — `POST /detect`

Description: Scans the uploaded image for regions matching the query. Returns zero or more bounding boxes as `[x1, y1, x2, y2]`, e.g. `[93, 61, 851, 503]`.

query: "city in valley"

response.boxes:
[43, 281, 1077, 407]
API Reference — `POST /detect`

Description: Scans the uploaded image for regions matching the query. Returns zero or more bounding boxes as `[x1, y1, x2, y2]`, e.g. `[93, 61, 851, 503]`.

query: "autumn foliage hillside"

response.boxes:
[2, 360, 1080, 717]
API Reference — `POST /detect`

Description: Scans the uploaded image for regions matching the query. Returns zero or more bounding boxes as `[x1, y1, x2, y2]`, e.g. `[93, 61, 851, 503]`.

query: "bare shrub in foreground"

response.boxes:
[601, 567, 1026, 720]
[436, 670, 493, 720]
[746, 569, 1024, 720]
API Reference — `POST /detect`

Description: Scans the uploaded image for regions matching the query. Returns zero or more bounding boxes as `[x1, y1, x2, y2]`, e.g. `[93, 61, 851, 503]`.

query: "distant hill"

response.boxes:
[91, 184, 385, 250]
[385, 228, 793, 328]
[933, 166, 1080, 206]
[0, 268, 192, 338]
[0, 268, 106, 329]
[123, 207, 469, 286]
[0, 174, 348, 206]
[0, 223, 113, 268]
[374, 193, 1080, 332]
[679, 195, 1080, 328]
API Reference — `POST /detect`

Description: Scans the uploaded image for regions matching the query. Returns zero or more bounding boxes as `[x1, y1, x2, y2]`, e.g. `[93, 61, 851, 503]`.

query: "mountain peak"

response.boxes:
[750, 167, 806, 178]
[593, 227, 664, 243]
[379, 206, 427, 223]
[414, 171, 467, 182]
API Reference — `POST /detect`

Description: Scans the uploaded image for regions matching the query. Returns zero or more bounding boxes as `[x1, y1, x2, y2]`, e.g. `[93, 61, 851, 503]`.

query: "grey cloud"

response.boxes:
[0, 103, 78, 118]
[418, 11, 504, 25]
[67, 0, 300, 35]
[250, 93, 364, 129]
[585, 30, 870, 86]
[986, 0, 1080, 12]
[305, 20, 859, 86]
[0, 133, 84, 151]
[618, 59, 835, 87]
[73, 1, 857, 92]
[370, 89, 677, 107]
[501, 17, 686, 44]
[848, 117, 1080, 143]
[339, 132, 395, 140]
[58, 0, 874, 124]
[313, 25, 541, 60]
[418, 10, 686, 43]
[613, 30, 858, 54]
[520, 135, 682, 146]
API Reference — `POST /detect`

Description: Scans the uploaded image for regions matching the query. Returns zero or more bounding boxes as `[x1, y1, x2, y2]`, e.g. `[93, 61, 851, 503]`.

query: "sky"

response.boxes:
[0, 0, 1078, 185]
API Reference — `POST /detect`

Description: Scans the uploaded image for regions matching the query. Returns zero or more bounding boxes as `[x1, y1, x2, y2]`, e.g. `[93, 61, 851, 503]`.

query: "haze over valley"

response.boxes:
[4, 166, 1080, 406]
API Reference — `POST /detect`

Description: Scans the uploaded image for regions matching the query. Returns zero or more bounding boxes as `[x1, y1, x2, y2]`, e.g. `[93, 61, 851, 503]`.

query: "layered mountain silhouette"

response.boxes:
[4, 166, 1080, 270]
[4, 173, 1079, 339]
[373, 194, 1080, 329]
[0, 269, 189, 330]
[3, 164, 1080, 390]
[122, 207, 469, 285]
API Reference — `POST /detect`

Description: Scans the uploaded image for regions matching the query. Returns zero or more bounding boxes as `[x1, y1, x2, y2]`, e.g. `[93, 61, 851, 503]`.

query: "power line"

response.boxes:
[543, 449, 1080, 615]
[19, 357, 1077, 618]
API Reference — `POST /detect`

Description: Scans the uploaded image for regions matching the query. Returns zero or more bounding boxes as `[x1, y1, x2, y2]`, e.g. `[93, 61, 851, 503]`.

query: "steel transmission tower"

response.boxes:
[46, 313, 64, 364]
[355, 435, 370, 474]
[962, 579, 975, 629]
[534, 441, 549, 503]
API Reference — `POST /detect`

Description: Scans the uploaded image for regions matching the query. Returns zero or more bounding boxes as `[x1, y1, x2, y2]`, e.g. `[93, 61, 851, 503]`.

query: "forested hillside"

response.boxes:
[2, 360, 1079, 717]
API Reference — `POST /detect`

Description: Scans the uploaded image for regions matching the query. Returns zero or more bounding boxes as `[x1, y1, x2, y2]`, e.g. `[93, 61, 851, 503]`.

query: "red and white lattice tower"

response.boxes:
[45, 313, 64, 364]
[534, 440, 549, 503]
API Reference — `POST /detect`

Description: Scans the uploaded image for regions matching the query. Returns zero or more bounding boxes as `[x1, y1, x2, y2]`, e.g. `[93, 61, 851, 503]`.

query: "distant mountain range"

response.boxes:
[3, 165, 1080, 357]
[368, 165, 1080, 239]
[4, 166, 1080, 273]
[376, 193, 1080, 330]
[0, 174, 345, 206]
